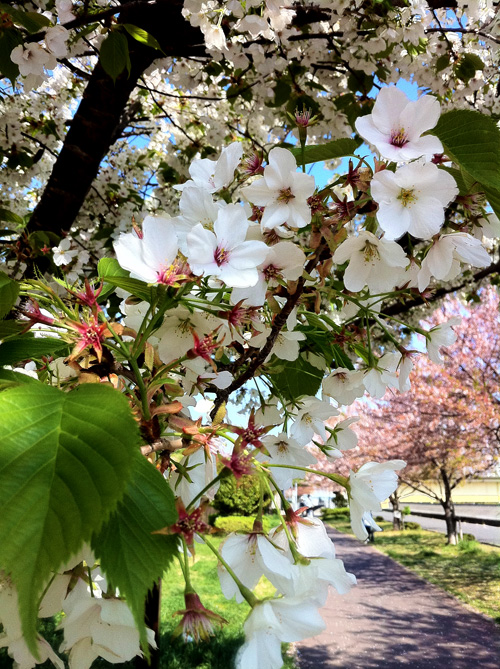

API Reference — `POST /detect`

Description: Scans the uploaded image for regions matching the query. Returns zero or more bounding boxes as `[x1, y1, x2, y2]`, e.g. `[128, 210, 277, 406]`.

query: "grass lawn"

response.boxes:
[326, 514, 500, 624]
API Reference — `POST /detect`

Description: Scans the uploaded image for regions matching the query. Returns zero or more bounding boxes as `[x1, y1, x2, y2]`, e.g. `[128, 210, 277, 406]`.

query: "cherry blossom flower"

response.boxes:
[241, 147, 315, 230]
[56, 0, 75, 23]
[236, 597, 325, 669]
[10, 44, 53, 77]
[231, 241, 306, 306]
[363, 351, 401, 399]
[290, 396, 338, 444]
[271, 557, 357, 604]
[66, 317, 109, 363]
[177, 142, 243, 193]
[322, 368, 365, 405]
[185, 205, 268, 287]
[59, 579, 155, 666]
[45, 26, 70, 58]
[170, 446, 220, 508]
[232, 410, 273, 449]
[173, 592, 227, 642]
[155, 306, 222, 364]
[249, 324, 306, 361]
[418, 232, 491, 292]
[218, 532, 293, 603]
[113, 216, 181, 285]
[270, 511, 336, 559]
[332, 231, 408, 293]
[324, 417, 359, 457]
[257, 432, 318, 488]
[172, 185, 221, 254]
[52, 238, 78, 266]
[0, 581, 64, 669]
[355, 87, 443, 162]
[349, 460, 406, 540]
[425, 316, 461, 364]
[371, 162, 458, 240]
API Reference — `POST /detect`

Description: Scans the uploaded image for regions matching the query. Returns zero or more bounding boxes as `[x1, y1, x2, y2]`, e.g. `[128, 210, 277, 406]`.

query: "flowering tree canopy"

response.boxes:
[1, 2, 500, 668]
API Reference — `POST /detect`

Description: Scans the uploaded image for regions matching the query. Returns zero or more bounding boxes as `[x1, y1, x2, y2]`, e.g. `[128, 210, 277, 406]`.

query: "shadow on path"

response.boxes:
[297, 530, 500, 669]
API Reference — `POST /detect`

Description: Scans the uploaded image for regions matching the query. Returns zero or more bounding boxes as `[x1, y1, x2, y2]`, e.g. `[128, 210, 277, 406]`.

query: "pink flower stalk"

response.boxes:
[220, 449, 254, 479]
[66, 317, 109, 362]
[232, 410, 273, 449]
[21, 300, 55, 329]
[243, 152, 264, 176]
[154, 499, 209, 551]
[173, 592, 227, 642]
[67, 278, 103, 313]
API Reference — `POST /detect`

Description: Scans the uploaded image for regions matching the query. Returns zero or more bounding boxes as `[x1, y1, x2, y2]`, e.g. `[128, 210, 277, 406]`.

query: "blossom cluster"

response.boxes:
[1, 85, 497, 669]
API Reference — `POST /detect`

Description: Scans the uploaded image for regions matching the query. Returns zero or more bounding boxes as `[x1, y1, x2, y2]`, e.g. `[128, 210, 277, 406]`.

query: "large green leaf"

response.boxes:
[483, 184, 500, 221]
[269, 355, 324, 402]
[0, 383, 140, 653]
[123, 24, 163, 53]
[0, 337, 68, 366]
[432, 110, 500, 192]
[290, 137, 362, 166]
[100, 31, 131, 81]
[0, 271, 19, 319]
[92, 454, 178, 654]
[98, 258, 155, 302]
[0, 368, 39, 389]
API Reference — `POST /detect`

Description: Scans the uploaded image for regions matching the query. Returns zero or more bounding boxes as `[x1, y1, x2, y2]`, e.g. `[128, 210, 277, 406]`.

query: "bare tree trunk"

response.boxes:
[22, 0, 205, 255]
[389, 492, 403, 531]
[134, 580, 162, 669]
[440, 468, 458, 545]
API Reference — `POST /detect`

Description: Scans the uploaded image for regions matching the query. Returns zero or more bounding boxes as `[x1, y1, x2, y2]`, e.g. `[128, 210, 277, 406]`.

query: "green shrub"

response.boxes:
[403, 521, 421, 530]
[374, 515, 384, 522]
[403, 505, 412, 516]
[214, 515, 273, 534]
[212, 473, 268, 516]
[321, 506, 350, 519]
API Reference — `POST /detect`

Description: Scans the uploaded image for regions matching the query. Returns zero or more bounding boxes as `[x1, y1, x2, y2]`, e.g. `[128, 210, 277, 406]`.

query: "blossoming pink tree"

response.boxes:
[1, 2, 500, 668]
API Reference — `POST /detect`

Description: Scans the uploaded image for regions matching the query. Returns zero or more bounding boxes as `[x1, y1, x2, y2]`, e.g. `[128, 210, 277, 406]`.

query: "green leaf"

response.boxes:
[483, 184, 500, 221]
[123, 24, 163, 53]
[0, 271, 19, 319]
[0, 208, 24, 226]
[0, 337, 68, 366]
[269, 355, 324, 402]
[290, 138, 362, 166]
[432, 110, 500, 192]
[100, 31, 131, 81]
[0, 368, 39, 389]
[455, 53, 484, 82]
[0, 320, 24, 339]
[0, 5, 52, 33]
[99, 275, 155, 303]
[0, 383, 140, 653]
[98, 257, 129, 279]
[0, 28, 22, 85]
[92, 454, 178, 654]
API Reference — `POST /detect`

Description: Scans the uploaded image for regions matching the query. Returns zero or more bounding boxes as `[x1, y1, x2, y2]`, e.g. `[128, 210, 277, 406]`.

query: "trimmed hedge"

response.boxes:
[403, 521, 421, 531]
[320, 507, 350, 519]
[214, 515, 273, 534]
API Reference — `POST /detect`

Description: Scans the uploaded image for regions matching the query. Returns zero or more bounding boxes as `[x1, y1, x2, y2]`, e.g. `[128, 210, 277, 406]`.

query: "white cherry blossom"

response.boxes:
[169, 447, 220, 508]
[177, 142, 243, 193]
[418, 233, 491, 292]
[113, 216, 179, 284]
[363, 351, 401, 399]
[52, 238, 78, 266]
[325, 417, 359, 457]
[322, 368, 365, 405]
[257, 432, 317, 488]
[349, 460, 406, 540]
[241, 147, 315, 230]
[10, 44, 53, 77]
[185, 205, 268, 287]
[290, 396, 338, 444]
[355, 87, 443, 162]
[218, 532, 293, 603]
[332, 231, 408, 293]
[371, 162, 458, 240]
[45, 26, 70, 58]
[231, 241, 306, 306]
[425, 316, 461, 364]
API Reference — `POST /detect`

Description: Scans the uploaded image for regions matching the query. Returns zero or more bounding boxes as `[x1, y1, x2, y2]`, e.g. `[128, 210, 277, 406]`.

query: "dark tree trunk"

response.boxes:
[389, 492, 403, 531]
[24, 0, 205, 242]
[135, 580, 162, 669]
[440, 468, 458, 545]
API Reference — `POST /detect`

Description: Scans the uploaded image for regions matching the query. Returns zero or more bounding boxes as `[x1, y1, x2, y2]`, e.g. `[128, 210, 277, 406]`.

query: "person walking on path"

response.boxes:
[298, 529, 500, 669]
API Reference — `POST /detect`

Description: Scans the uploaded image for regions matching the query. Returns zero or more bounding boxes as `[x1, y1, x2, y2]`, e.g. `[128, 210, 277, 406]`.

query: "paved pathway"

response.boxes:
[297, 529, 500, 669]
